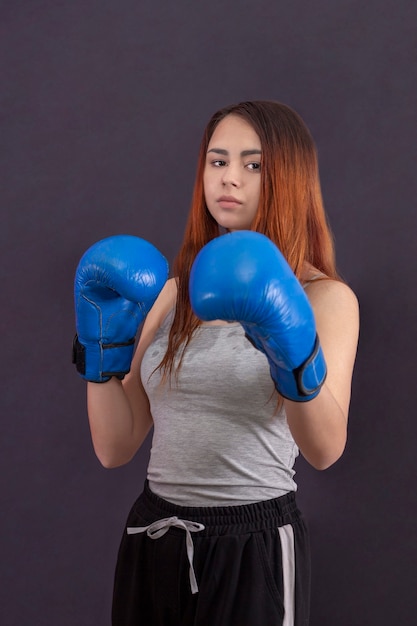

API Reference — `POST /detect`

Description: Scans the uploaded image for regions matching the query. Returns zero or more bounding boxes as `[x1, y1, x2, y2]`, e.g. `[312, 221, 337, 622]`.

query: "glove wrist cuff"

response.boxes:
[294, 334, 327, 398]
[72, 334, 135, 383]
[271, 335, 327, 402]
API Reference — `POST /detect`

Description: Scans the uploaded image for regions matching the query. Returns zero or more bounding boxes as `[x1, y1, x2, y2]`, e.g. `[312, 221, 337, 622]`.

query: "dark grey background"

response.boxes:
[1, 1, 416, 624]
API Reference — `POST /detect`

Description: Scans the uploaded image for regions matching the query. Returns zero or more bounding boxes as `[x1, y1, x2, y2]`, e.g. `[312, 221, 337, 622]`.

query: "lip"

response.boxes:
[217, 195, 242, 208]
[218, 195, 242, 203]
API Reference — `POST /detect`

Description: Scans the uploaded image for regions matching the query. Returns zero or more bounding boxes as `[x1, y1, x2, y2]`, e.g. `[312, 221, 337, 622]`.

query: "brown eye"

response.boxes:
[246, 162, 261, 171]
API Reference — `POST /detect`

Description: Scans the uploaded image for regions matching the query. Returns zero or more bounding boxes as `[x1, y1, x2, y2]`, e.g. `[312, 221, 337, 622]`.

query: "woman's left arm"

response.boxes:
[284, 279, 360, 470]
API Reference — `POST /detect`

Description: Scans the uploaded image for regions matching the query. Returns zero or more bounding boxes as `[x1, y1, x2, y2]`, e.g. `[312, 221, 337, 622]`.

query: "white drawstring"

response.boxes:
[127, 516, 205, 594]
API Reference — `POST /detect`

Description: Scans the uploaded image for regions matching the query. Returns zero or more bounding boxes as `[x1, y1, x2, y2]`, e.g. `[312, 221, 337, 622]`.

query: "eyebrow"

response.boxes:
[207, 148, 262, 157]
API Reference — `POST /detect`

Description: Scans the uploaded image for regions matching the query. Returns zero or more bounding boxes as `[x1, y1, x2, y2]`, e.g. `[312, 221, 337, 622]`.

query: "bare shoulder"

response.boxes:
[305, 278, 360, 373]
[305, 279, 359, 416]
[146, 277, 177, 325]
[130, 277, 177, 370]
[141, 277, 177, 335]
[305, 278, 359, 322]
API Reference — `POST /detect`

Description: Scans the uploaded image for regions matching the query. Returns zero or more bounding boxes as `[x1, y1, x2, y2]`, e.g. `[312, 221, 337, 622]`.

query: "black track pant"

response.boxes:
[112, 481, 310, 625]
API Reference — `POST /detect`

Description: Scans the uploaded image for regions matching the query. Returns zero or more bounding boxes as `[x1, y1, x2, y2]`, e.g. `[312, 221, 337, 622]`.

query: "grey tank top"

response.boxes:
[141, 310, 299, 506]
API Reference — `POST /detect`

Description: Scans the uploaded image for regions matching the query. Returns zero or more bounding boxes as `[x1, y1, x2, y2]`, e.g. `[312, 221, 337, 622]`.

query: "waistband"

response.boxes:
[132, 480, 301, 536]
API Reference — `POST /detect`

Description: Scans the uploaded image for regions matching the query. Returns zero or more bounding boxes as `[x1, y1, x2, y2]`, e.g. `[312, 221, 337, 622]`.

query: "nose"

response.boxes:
[221, 163, 241, 187]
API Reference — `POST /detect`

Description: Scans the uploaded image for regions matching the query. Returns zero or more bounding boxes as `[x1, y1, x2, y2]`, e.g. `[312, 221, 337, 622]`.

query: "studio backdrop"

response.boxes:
[1, 1, 416, 625]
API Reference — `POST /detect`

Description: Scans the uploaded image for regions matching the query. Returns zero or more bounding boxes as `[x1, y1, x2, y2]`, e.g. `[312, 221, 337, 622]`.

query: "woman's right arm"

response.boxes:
[86, 279, 177, 468]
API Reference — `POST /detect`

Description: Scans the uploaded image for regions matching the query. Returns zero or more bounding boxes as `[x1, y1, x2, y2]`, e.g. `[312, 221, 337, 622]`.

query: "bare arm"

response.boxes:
[86, 279, 177, 468]
[284, 279, 359, 470]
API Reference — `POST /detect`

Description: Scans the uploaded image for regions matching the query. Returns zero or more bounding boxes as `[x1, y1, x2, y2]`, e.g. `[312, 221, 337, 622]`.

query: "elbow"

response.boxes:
[99, 457, 126, 469]
[311, 456, 341, 471]
[94, 447, 133, 469]
[305, 441, 347, 471]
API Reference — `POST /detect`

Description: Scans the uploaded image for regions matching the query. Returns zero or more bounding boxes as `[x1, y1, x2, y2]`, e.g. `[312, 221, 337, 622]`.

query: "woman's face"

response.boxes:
[203, 114, 262, 231]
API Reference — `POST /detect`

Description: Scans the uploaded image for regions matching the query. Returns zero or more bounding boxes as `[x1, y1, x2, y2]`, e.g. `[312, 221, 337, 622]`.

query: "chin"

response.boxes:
[217, 220, 252, 232]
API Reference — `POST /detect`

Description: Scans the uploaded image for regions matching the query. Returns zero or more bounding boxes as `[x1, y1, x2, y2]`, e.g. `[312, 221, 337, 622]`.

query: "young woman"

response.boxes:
[73, 100, 359, 625]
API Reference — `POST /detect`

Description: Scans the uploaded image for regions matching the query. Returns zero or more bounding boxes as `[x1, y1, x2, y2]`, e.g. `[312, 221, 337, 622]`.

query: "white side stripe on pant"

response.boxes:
[278, 524, 296, 626]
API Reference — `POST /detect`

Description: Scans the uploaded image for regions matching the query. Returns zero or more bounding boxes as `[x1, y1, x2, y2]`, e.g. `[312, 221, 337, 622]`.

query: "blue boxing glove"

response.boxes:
[73, 235, 168, 382]
[189, 231, 326, 402]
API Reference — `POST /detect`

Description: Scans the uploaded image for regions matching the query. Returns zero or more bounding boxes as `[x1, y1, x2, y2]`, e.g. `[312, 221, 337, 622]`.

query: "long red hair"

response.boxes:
[159, 100, 339, 378]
